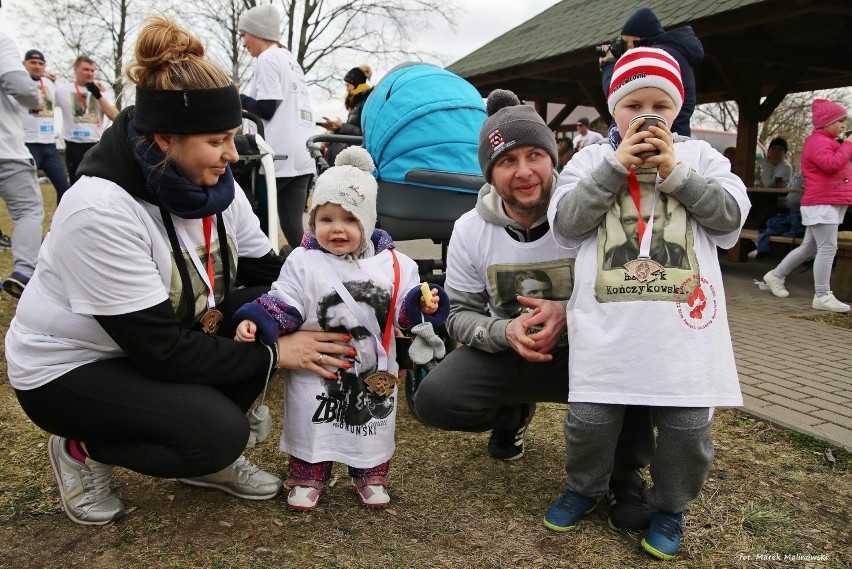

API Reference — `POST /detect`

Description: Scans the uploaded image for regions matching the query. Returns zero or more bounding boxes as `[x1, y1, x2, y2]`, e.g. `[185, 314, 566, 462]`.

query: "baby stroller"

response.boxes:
[307, 63, 487, 417]
[232, 111, 283, 250]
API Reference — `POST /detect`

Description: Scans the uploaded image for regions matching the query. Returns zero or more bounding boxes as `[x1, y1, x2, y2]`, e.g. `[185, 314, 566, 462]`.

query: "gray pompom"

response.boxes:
[334, 146, 376, 172]
[486, 89, 521, 117]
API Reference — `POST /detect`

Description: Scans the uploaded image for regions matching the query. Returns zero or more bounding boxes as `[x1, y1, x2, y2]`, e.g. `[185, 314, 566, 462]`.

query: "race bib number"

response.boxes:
[39, 124, 54, 134]
[72, 129, 92, 138]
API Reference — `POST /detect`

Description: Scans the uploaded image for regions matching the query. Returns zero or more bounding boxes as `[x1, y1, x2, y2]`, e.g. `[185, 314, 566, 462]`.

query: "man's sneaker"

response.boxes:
[178, 455, 282, 500]
[487, 403, 535, 461]
[812, 292, 850, 313]
[47, 435, 125, 525]
[3, 271, 30, 298]
[351, 476, 391, 508]
[0, 233, 10, 250]
[543, 488, 597, 532]
[641, 510, 684, 560]
[762, 270, 789, 298]
[607, 468, 653, 532]
[286, 479, 324, 511]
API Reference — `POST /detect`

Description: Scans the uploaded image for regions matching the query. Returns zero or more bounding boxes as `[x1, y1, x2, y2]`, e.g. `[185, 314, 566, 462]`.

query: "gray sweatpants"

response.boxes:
[565, 403, 715, 513]
[413, 345, 656, 478]
[772, 223, 842, 296]
[0, 159, 44, 276]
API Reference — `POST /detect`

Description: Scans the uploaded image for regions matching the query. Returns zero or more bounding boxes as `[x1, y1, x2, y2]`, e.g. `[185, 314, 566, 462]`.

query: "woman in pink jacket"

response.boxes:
[761, 99, 852, 312]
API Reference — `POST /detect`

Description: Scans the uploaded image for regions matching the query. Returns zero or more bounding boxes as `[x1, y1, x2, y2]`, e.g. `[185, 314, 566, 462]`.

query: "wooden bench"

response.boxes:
[728, 228, 804, 262]
[732, 229, 852, 301]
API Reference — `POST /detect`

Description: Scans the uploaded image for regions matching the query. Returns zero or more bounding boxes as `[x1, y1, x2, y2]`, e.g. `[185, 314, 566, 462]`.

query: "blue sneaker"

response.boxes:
[543, 488, 597, 532]
[641, 510, 684, 560]
[3, 271, 30, 298]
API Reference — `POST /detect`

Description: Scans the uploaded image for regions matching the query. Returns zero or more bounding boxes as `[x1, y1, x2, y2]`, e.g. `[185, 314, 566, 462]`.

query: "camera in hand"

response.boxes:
[595, 36, 627, 59]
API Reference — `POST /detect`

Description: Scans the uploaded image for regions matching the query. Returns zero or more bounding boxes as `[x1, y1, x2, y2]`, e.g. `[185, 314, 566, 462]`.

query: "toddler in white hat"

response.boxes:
[234, 146, 448, 512]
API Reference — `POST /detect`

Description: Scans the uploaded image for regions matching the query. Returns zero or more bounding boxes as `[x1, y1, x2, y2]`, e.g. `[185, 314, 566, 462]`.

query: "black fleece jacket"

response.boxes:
[76, 107, 282, 383]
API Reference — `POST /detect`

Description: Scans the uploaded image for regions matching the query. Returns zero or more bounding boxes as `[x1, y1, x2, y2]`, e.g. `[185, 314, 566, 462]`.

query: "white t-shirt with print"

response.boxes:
[54, 81, 113, 143]
[247, 46, 315, 178]
[549, 139, 748, 408]
[19, 77, 58, 144]
[447, 209, 577, 321]
[6, 175, 271, 390]
[270, 247, 421, 468]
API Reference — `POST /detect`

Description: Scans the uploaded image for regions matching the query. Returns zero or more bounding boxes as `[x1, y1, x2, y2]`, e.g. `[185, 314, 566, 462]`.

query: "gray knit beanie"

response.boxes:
[478, 90, 557, 183]
[238, 4, 281, 42]
[309, 147, 378, 254]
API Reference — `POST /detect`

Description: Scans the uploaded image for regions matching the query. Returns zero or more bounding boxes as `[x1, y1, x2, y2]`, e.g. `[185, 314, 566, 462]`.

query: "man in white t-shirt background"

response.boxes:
[573, 117, 604, 152]
[18, 49, 70, 202]
[54, 55, 118, 186]
[0, 26, 45, 298]
[238, 4, 316, 254]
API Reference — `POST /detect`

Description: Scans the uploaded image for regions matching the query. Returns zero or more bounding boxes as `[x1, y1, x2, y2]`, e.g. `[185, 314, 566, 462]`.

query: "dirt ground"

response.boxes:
[0, 186, 849, 568]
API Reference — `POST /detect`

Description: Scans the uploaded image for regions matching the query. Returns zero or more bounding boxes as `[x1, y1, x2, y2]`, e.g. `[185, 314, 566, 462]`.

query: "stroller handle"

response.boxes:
[306, 134, 363, 174]
[242, 110, 265, 138]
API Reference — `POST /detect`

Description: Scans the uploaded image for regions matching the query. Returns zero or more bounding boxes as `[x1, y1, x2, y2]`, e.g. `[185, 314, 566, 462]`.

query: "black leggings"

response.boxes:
[14, 287, 270, 478]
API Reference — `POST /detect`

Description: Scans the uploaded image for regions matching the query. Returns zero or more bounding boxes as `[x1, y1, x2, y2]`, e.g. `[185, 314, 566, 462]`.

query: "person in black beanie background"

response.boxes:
[599, 6, 703, 137]
[321, 64, 374, 166]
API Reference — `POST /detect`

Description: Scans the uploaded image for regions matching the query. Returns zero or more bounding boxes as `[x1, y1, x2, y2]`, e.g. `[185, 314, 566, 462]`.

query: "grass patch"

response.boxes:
[0, 187, 849, 568]
[794, 311, 852, 329]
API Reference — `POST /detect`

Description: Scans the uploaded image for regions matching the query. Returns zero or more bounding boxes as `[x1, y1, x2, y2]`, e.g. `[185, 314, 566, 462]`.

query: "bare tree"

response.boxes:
[12, 0, 152, 108]
[241, 0, 459, 97]
[695, 87, 852, 167]
[11, 0, 457, 107]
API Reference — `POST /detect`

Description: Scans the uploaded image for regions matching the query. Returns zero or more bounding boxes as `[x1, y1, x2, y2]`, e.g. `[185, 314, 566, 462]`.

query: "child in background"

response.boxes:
[761, 99, 852, 312]
[543, 47, 750, 560]
[235, 147, 448, 511]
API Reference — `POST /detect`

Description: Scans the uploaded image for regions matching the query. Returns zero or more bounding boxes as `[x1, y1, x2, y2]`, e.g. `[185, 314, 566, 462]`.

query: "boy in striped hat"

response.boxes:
[542, 47, 750, 560]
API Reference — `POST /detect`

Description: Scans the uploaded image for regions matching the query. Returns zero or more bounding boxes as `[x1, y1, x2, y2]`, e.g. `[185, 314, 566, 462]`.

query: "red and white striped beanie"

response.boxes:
[607, 47, 684, 116]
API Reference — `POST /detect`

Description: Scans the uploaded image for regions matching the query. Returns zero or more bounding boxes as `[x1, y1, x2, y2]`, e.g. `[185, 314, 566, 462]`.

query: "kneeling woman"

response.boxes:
[6, 16, 351, 525]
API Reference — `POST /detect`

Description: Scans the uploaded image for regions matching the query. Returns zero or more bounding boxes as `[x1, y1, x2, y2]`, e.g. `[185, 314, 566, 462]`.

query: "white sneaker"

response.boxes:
[812, 292, 851, 313]
[178, 455, 282, 500]
[351, 476, 391, 508]
[762, 271, 789, 298]
[48, 435, 125, 525]
[286, 479, 324, 511]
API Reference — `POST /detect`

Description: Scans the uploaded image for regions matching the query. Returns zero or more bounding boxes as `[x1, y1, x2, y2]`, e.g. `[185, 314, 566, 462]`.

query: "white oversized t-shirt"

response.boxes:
[270, 247, 421, 468]
[54, 81, 113, 143]
[447, 209, 577, 322]
[549, 139, 749, 408]
[6, 175, 271, 390]
[247, 46, 315, 178]
[19, 77, 58, 144]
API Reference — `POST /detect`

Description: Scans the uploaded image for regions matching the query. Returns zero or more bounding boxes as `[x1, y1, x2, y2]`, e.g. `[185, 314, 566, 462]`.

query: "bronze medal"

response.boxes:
[201, 307, 223, 335]
[364, 371, 398, 397]
[623, 257, 664, 283]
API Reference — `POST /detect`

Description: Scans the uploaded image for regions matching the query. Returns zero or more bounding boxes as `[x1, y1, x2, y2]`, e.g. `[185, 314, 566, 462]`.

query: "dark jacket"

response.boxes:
[602, 26, 704, 136]
[326, 87, 372, 165]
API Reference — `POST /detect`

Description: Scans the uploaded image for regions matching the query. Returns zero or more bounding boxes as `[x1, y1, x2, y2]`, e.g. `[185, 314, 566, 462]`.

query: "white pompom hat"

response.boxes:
[308, 146, 378, 254]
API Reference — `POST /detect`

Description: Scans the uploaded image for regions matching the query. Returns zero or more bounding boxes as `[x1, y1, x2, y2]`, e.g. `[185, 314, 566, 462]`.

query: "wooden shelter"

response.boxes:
[447, 0, 852, 185]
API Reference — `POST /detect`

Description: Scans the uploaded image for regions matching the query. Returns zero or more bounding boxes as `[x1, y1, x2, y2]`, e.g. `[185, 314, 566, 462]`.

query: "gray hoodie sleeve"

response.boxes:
[659, 160, 743, 235]
[553, 152, 624, 240]
[0, 69, 39, 109]
[445, 284, 510, 353]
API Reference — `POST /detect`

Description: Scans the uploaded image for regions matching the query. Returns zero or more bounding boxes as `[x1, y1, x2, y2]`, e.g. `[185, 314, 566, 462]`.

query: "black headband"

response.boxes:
[132, 85, 242, 134]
